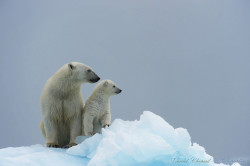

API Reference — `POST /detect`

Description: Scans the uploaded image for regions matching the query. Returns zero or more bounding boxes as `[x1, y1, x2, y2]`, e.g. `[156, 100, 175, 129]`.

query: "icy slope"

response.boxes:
[0, 111, 240, 166]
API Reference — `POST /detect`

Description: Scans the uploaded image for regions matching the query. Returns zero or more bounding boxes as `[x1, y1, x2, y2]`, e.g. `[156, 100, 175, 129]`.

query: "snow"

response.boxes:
[0, 145, 89, 166]
[0, 111, 240, 166]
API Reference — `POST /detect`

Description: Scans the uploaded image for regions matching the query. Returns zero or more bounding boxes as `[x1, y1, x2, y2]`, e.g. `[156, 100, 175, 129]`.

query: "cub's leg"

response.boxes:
[101, 112, 111, 128]
[84, 112, 96, 136]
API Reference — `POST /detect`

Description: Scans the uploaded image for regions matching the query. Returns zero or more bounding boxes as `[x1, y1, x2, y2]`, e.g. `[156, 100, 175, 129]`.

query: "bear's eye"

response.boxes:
[113, 85, 116, 88]
[87, 69, 91, 73]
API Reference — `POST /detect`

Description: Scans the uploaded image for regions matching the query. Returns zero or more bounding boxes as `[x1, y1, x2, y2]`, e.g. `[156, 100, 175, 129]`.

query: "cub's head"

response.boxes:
[67, 62, 100, 83]
[99, 80, 122, 96]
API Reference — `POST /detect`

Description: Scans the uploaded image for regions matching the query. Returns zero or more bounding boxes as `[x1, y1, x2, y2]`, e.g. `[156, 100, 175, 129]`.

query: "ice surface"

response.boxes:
[68, 111, 239, 166]
[0, 144, 89, 166]
[0, 111, 240, 166]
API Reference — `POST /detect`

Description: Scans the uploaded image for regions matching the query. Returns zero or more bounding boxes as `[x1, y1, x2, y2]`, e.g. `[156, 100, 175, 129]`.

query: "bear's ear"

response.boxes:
[68, 63, 76, 70]
[103, 80, 108, 87]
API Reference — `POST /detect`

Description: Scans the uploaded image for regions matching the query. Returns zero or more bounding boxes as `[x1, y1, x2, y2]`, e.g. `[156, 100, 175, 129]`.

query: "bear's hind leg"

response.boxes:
[40, 120, 46, 138]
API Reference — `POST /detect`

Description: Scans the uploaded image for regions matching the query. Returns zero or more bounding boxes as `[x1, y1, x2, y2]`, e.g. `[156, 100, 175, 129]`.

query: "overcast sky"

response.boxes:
[0, 0, 249, 164]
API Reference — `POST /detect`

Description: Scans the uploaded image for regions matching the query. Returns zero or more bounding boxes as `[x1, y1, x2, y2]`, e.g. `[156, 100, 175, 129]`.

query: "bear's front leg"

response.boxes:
[101, 112, 111, 128]
[65, 116, 82, 148]
[44, 117, 59, 148]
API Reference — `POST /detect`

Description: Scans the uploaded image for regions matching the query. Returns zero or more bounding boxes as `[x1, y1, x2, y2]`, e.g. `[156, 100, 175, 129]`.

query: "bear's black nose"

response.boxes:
[116, 89, 122, 94]
[90, 76, 100, 83]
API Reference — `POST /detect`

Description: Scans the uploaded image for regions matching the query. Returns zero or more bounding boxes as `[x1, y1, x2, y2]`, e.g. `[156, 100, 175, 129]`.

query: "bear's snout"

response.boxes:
[90, 76, 100, 83]
[116, 89, 122, 94]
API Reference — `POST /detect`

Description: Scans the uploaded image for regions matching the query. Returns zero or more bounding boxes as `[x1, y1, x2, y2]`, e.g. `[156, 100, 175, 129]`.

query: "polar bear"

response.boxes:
[83, 80, 122, 136]
[40, 62, 100, 148]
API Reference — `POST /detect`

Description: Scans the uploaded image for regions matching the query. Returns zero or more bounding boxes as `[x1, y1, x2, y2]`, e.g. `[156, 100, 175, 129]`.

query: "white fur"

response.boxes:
[83, 80, 122, 136]
[40, 62, 100, 147]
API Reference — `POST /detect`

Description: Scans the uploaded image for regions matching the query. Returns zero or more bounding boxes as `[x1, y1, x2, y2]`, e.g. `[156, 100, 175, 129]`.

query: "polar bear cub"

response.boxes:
[83, 80, 122, 136]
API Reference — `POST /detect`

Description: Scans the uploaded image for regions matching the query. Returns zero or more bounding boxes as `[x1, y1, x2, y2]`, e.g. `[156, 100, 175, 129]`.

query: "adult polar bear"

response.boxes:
[40, 62, 100, 148]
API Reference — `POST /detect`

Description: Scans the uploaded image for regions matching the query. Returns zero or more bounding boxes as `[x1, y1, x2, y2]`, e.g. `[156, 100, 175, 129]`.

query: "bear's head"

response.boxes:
[67, 62, 100, 83]
[101, 80, 122, 96]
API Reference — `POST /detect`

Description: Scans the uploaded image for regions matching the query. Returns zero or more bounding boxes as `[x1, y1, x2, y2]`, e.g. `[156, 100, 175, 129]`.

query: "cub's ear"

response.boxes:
[103, 80, 108, 87]
[68, 63, 76, 70]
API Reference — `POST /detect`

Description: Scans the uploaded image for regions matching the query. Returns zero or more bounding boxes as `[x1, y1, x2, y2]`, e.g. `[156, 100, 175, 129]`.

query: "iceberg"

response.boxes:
[0, 111, 240, 166]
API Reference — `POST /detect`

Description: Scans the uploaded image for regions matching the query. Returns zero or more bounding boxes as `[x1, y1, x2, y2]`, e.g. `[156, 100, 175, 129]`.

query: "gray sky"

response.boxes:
[0, 0, 249, 164]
